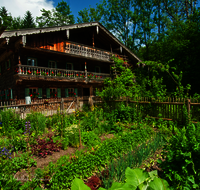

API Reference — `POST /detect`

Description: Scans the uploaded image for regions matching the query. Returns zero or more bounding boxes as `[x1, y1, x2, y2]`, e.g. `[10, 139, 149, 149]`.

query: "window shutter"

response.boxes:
[35, 59, 37, 66]
[65, 88, 68, 97]
[10, 89, 13, 99]
[55, 62, 57, 68]
[99, 67, 101, 73]
[0, 66, 1, 74]
[57, 88, 61, 98]
[71, 63, 74, 70]
[25, 88, 29, 97]
[46, 88, 50, 98]
[74, 88, 78, 97]
[9, 59, 10, 68]
[5, 61, 7, 70]
[38, 88, 42, 98]
[48, 62, 50, 68]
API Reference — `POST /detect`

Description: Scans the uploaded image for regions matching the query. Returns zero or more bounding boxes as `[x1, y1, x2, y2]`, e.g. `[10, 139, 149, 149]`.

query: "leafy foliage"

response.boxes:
[158, 121, 200, 189]
[30, 134, 62, 158]
[36, 0, 75, 27]
[71, 167, 170, 190]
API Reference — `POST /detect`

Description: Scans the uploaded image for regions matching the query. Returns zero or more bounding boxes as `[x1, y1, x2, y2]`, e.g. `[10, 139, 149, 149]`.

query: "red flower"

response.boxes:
[100, 76, 102, 78]
[74, 93, 76, 95]
[47, 72, 48, 75]
[52, 71, 54, 73]
[30, 94, 32, 97]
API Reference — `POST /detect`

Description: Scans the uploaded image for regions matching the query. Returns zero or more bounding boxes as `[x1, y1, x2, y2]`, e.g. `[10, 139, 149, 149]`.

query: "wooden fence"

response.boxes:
[0, 97, 93, 119]
[92, 97, 200, 124]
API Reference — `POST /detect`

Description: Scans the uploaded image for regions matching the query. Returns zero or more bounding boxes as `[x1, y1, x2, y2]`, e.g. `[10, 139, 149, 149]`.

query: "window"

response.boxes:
[48, 61, 57, 68]
[68, 88, 74, 93]
[50, 88, 57, 98]
[95, 66, 101, 73]
[66, 63, 73, 70]
[27, 58, 37, 66]
[29, 88, 38, 98]
[65, 88, 78, 97]
[29, 88, 37, 94]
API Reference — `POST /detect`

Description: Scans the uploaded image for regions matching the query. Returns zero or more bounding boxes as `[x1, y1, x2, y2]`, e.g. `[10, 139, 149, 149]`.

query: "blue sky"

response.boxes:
[51, 0, 101, 21]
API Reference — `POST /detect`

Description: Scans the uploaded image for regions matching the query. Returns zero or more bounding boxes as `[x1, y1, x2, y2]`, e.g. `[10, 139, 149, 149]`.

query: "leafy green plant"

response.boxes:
[158, 121, 200, 189]
[71, 167, 170, 190]
[81, 131, 101, 148]
[0, 152, 37, 175]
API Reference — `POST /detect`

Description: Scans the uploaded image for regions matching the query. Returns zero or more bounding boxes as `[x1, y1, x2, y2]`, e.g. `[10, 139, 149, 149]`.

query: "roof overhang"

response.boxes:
[0, 22, 143, 65]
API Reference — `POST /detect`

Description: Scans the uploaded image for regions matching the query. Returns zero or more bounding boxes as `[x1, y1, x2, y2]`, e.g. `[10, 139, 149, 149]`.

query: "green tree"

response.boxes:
[36, 9, 54, 27]
[77, 5, 104, 23]
[0, 6, 12, 30]
[36, 1, 74, 27]
[10, 16, 23, 29]
[54, 0, 75, 25]
[22, 11, 36, 28]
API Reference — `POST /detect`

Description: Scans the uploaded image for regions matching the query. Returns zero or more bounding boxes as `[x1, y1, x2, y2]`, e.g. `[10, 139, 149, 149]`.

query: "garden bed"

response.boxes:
[0, 107, 172, 189]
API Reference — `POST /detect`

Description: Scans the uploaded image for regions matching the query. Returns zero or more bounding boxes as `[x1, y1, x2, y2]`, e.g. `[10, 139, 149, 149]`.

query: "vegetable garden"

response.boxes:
[0, 100, 200, 190]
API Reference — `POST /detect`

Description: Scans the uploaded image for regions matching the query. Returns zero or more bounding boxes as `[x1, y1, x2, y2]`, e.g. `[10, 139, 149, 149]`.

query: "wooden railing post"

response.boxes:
[187, 98, 191, 119]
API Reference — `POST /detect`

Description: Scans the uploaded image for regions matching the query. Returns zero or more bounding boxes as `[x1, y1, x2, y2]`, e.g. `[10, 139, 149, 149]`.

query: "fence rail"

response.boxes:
[16, 64, 110, 80]
[92, 96, 200, 124]
[0, 96, 94, 119]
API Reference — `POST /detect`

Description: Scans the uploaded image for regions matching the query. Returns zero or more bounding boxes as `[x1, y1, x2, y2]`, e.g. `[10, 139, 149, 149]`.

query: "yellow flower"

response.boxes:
[0, 127, 2, 129]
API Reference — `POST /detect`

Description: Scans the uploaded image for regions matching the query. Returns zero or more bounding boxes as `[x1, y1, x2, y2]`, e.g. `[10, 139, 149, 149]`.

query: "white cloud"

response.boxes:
[1, 0, 54, 20]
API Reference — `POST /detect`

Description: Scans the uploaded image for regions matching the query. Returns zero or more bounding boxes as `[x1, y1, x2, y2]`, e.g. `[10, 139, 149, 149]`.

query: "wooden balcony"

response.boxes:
[65, 42, 113, 61]
[16, 65, 110, 81]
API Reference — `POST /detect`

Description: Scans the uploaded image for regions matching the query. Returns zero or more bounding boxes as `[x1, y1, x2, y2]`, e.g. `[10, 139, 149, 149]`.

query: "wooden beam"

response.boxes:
[0, 39, 6, 48]
[0, 50, 13, 63]
[0, 38, 21, 62]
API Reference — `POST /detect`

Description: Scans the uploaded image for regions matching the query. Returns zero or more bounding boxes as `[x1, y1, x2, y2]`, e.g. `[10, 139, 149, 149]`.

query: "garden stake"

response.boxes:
[79, 119, 82, 147]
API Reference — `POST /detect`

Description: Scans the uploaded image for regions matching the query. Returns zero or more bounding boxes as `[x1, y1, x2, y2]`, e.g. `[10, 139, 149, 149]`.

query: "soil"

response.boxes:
[10, 129, 115, 188]
[7, 126, 167, 189]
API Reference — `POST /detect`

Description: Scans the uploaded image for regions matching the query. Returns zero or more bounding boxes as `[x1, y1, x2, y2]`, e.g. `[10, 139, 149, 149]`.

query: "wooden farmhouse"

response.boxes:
[0, 22, 142, 102]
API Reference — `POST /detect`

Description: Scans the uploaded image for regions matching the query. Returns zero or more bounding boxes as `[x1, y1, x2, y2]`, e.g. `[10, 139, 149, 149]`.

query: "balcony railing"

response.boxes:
[65, 42, 112, 61]
[16, 65, 110, 80]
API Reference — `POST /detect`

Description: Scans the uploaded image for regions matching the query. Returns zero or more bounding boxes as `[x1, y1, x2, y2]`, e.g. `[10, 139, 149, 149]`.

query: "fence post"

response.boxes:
[60, 98, 64, 114]
[187, 99, 191, 119]
[126, 96, 129, 107]
[89, 96, 93, 108]
[76, 97, 79, 111]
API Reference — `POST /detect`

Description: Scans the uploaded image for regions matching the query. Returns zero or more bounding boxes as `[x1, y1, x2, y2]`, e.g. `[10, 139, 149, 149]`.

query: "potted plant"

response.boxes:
[27, 70, 32, 75]
[51, 71, 54, 76]
[57, 72, 62, 77]
[69, 92, 76, 97]
[41, 71, 46, 76]
[44, 99, 48, 104]
[50, 91, 57, 98]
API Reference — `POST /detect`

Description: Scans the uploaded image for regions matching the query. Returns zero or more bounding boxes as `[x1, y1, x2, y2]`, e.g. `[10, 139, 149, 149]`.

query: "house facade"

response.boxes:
[0, 22, 142, 101]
